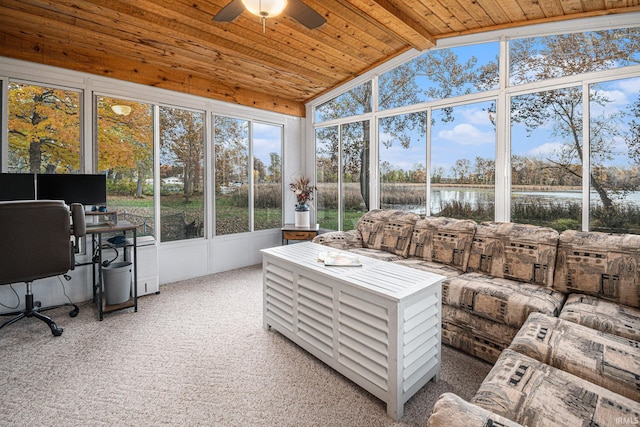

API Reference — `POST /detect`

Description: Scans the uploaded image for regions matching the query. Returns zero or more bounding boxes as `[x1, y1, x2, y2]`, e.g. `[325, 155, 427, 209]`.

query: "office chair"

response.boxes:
[0, 200, 86, 336]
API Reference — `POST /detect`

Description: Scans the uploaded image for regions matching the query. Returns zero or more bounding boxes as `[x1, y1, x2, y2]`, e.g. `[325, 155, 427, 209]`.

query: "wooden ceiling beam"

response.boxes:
[344, 0, 436, 51]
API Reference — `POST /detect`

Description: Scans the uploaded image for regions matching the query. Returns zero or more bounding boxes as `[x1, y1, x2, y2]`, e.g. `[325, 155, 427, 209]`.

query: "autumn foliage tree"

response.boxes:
[8, 83, 80, 173]
[97, 97, 153, 198]
[159, 108, 204, 203]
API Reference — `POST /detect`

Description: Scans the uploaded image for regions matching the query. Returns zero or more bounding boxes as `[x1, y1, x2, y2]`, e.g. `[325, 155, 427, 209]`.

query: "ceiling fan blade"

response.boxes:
[287, 0, 326, 29]
[212, 0, 245, 22]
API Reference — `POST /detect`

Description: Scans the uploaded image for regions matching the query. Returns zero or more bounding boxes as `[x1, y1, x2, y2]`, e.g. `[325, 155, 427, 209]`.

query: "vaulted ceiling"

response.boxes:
[1, 0, 638, 117]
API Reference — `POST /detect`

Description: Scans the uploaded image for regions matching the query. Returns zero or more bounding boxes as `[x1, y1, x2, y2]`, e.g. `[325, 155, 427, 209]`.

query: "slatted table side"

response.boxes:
[261, 242, 445, 420]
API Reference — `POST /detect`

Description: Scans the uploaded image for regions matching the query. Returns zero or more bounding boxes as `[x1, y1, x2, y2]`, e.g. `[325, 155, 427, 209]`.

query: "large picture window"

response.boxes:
[316, 126, 339, 230]
[589, 77, 640, 233]
[253, 122, 282, 231]
[314, 24, 640, 233]
[8, 82, 81, 173]
[214, 116, 282, 235]
[96, 96, 154, 237]
[159, 107, 205, 242]
[378, 42, 499, 111]
[510, 87, 583, 230]
[379, 112, 427, 214]
[431, 102, 495, 222]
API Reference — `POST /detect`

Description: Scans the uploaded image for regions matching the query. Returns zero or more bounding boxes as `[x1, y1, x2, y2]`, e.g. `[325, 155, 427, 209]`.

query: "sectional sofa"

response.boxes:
[312, 209, 640, 426]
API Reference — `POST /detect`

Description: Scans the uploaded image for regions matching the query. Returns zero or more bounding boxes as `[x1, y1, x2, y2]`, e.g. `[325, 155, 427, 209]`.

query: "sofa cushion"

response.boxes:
[444, 271, 566, 329]
[554, 230, 640, 308]
[407, 216, 476, 272]
[312, 230, 363, 251]
[393, 258, 464, 279]
[467, 222, 559, 286]
[509, 312, 640, 402]
[356, 209, 391, 249]
[356, 209, 419, 257]
[442, 305, 520, 363]
[559, 293, 640, 341]
[472, 349, 640, 427]
[427, 393, 524, 427]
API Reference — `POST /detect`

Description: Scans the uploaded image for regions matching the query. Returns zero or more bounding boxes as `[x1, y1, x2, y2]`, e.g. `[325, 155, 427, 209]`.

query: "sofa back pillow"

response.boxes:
[356, 209, 419, 257]
[356, 209, 390, 249]
[467, 222, 559, 286]
[554, 230, 640, 308]
[408, 216, 476, 271]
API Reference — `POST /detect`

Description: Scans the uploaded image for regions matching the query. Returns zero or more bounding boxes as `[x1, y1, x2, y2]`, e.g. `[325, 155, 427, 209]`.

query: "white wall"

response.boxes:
[0, 57, 305, 314]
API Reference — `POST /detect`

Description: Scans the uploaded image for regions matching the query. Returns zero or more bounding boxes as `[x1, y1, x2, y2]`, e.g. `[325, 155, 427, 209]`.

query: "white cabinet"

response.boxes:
[124, 235, 159, 297]
[262, 243, 444, 420]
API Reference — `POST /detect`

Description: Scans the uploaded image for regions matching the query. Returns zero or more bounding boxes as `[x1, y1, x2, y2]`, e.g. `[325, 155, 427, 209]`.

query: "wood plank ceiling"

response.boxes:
[0, 0, 638, 117]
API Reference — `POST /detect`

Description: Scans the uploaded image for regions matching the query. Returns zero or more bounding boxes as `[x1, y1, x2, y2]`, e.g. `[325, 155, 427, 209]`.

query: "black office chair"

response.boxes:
[0, 200, 86, 336]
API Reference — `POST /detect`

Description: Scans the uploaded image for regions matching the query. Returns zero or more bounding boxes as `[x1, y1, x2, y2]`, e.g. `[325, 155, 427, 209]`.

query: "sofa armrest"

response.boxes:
[312, 230, 363, 250]
[427, 393, 524, 427]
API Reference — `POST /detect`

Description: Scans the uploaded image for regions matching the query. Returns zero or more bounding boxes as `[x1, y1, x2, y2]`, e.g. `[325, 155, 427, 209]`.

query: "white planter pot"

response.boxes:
[295, 210, 310, 227]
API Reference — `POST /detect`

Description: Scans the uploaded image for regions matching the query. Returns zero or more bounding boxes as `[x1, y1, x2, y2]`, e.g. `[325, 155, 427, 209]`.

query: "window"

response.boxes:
[159, 107, 205, 241]
[315, 81, 372, 123]
[510, 87, 582, 230]
[213, 116, 285, 236]
[96, 96, 154, 237]
[213, 116, 250, 235]
[315, 126, 339, 230]
[314, 21, 639, 233]
[509, 28, 640, 86]
[341, 121, 369, 230]
[378, 42, 499, 110]
[589, 77, 640, 233]
[431, 102, 495, 222]
[8, 82, 80, 173]
[379, 112, 427, 214]
[253, 122, 282, 231]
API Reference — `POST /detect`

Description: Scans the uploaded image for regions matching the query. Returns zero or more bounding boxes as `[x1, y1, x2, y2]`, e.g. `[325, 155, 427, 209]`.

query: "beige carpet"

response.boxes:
[0, 264, 491, 427]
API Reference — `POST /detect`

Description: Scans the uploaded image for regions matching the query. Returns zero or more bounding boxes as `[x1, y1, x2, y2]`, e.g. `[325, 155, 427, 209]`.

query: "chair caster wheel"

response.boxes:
[69, 307, 79, 317]
[51, 327, 63, 336]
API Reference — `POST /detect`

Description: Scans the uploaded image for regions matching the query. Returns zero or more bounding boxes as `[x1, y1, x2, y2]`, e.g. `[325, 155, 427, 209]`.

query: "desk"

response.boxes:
[85, 221, 138, 320]
[281, 223, 319, 245]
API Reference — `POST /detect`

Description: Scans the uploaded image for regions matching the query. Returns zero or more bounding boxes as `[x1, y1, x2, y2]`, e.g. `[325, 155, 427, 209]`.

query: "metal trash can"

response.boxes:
[103, 261, 132, 305]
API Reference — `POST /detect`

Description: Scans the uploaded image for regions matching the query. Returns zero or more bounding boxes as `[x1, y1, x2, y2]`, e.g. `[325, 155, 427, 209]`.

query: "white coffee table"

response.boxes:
[261, 242, 444, 420]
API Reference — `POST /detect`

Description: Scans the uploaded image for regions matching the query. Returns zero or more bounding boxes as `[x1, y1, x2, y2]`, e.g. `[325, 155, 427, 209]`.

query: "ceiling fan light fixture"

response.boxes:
[241, 0, 287, 18]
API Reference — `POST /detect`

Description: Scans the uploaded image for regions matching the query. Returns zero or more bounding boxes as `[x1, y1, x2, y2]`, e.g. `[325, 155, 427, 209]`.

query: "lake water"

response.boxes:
[384, 187, 640, 215]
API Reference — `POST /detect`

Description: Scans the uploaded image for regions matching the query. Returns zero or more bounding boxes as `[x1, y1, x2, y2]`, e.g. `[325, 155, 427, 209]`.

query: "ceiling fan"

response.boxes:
[213, 0, 326, 32]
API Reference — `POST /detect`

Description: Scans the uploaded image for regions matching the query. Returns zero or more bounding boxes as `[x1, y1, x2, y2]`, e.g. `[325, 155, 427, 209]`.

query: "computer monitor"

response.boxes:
[0, 173, 36, 201]
[36, 173, 107, 206]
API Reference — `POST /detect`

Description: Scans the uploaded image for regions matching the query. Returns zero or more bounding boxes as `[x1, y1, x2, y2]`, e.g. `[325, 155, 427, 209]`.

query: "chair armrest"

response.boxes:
[312, 230, 363, 250]
[427, 393, 523, 427]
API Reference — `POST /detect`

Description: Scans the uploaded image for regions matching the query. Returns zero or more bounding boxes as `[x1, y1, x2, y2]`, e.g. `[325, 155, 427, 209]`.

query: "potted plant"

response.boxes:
[289, 175, 316, 227]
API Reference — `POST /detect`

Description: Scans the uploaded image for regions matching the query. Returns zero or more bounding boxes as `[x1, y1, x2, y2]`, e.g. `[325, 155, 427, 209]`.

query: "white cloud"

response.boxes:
[617, 77, 640, 94]
[526, 142, 562, 157]
[460, 107, 494, 125]
[437, 123, 494, 145]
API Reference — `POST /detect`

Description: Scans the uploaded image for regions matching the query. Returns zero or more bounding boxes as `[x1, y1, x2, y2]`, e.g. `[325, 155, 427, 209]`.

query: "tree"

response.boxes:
[214, 117, 249, 190]
[97, 98, 153, 198]
[628, 94, 640, 164]
[268, 152, 282, 183]
[316, 47, 497, 212]
[510, 29, 640, 209]
[160, 108, 204, 203]
[8, 83, 80, 173]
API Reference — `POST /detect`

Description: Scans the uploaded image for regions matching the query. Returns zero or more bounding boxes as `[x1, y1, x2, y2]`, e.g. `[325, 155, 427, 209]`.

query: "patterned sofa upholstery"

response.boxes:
[315, 214, 569, 363]
[553, 230, 640, 341]
[313, 210, 640, 426]
[442, 222, 567, 363]
[470, 349, 640, 426]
